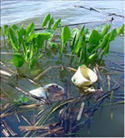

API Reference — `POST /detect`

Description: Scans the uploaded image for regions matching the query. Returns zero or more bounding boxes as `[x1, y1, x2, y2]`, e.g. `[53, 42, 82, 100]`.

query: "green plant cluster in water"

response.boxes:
[0, 13, 124, 69]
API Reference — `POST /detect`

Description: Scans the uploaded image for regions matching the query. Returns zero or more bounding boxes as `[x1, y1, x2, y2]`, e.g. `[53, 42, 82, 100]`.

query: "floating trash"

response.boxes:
[71, 65, 98, 88]
[29, 83, 64, 102]
[29, 87, 47, 99]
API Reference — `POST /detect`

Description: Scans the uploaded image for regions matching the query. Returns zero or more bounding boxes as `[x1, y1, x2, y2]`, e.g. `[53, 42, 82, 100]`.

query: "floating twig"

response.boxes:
[19, 125, 49, 131]
[2, 120, 17, 136]
[33, 66, 62, 81]
[107, 75, 111, 91]
[19, 104, 41, 109]
[67, 67, 77, 72]
[15, 112, 20, 122]
[77, 102, 85, 121]
[2, 128, 10, 137]
[21, 115, 31, 126]
[39, 127, 63, 137]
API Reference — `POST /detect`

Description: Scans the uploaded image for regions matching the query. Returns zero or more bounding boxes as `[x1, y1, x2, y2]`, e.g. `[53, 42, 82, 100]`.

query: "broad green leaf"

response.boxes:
[71, 28, 79, 38]
[82, 43, 87, 62]
[72, 26, 85, 53]
[49, 42, 57, 48]
[13, 53, 24, 67]
[17, 30, 26, 54]
[101, 24, 111, 36]
[79, 50, 83, 63]
[26, 22, 34, 37]
[89, 29, 100, 45]
[103, 41, 110, 56]
[76, 38, 82, 54]
[98, 33, 110, 50]
[61, 26, 71, 44]
[48, 17, 54, 28]
[42, 13, 51, 27]
[109, 28, 117, 41]
[34, 34, 45, 48]
[9, 28, 19, 51]
[19, 27, 26, 36]
[117, 25, 124, 35]
[27, 33, 35, 42]
[35, 29, 54, 40]
[53, 18, 61, 31]
[12, 24, 18, 31]
[3, 25, 9, 36]
[30, 45, 34, 59]
[29, 58, 37, 69]
[120, 24, 124, 34]
[117, 27, 121, 34]
[71, 34, 77, 52]
[87, 53, 97, 64]
[42, 29, 54, 34]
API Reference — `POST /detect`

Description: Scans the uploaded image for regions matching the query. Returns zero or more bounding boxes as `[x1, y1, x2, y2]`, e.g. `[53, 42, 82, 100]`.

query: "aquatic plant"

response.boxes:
[1, 14, 124, 69]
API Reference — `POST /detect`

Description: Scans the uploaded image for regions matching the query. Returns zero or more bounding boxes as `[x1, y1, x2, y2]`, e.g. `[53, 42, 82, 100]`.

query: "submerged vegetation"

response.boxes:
[1, 13, 124, 69]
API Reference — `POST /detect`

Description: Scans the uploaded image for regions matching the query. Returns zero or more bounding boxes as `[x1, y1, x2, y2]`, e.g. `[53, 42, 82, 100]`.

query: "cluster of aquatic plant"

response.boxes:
[1, 14, 124, 69]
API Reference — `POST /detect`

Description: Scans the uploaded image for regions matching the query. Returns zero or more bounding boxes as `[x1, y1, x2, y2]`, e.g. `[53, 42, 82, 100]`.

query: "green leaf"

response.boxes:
[26, 22, 34, 37]
[53, 18, 61, 31]
[76, 38, 82, 54]
[103, 41, 110, 56]
[98, 33, 110, 50]
[48, 17, 54, 28]
[35, 29, 54, 40]
[101, 24, 111, 36]
[27, 33, 35, 42]
[79, 50, 83, 63]
[72, 26, 85, 53]
[14, 95, 28, 105]
[42, 13, 51, 27]
[29, 58, 37, 69]
[71, 34, 77, 52]
[30, 45, 34, 59]
[3, 25, 9, 36]
[9, 28, 19, 51]
[71, 28, 79, 38]
[49, 42, 57, 48]
[117, 27, 121, 34]
[61, 26, 71, 44]
[120, 24, 124, 34]
[13, 53, 24, 67]
[82, 43, 87, 62]
[12, 24, 18, 31]
[87, 53, 97, 64]
[22, 96, 28, 103]
[89, 29, 100, 45]
[34, 34, 45, 48]
[19, 27, 26, 36]
[109, 28, 117, 41]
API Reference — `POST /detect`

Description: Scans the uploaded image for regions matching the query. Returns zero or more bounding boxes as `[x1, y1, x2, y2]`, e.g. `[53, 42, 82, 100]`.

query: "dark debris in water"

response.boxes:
[0, 59, 124, 137]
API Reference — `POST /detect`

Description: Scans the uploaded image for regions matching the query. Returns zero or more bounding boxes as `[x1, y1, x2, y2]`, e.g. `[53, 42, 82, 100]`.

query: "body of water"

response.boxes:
[0, 0, 124, 137]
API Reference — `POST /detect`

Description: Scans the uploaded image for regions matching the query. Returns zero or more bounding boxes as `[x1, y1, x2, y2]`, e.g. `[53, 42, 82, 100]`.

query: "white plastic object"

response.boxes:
[29, 87, 47, 99]
[71, 65, 98, 87]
